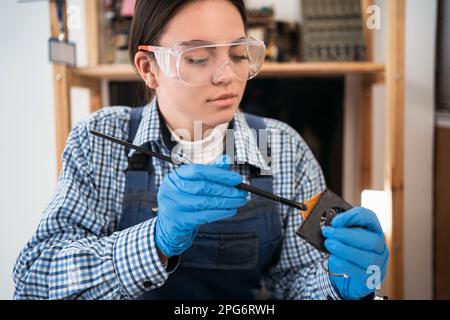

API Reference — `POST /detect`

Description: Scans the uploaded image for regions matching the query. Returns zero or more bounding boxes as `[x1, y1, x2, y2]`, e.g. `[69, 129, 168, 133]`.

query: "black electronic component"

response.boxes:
[296, 189, 353, 253]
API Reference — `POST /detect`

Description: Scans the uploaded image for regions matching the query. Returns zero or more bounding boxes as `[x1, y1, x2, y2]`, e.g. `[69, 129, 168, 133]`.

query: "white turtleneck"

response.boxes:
[166, 122, 229, 164]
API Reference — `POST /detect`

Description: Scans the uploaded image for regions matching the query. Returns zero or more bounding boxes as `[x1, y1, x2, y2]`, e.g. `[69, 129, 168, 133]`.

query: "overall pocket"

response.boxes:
[118, 191, 158, 230]
[180, 232, 259, 270]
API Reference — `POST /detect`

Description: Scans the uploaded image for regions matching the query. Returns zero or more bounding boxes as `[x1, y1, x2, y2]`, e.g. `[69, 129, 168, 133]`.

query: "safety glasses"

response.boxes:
[138, 38, 266, 87]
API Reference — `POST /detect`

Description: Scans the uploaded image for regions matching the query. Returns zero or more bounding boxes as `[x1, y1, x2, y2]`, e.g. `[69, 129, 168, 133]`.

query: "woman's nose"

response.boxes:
[211, 60, 236, 85]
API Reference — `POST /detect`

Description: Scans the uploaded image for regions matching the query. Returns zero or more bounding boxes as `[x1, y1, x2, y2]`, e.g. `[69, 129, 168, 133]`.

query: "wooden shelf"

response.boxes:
[260, 61, 384, 77]
[73, 64, 139, 81]
[72, 61, 385, 81]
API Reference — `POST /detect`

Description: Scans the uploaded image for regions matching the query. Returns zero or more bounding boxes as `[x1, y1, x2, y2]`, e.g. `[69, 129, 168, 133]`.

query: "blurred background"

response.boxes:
[0, 0, 448, 299]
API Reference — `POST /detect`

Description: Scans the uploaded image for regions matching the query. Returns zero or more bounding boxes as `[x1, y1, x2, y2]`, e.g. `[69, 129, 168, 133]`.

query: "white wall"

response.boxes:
[403, 0, 436, 299]
[0, 0, 56, 299]
[68, 0, 91, 126]
[370, 0, 436, 299]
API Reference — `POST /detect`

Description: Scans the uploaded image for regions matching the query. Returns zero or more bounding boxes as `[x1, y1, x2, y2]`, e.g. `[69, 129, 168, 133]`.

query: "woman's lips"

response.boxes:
[207, 95, 237, 108]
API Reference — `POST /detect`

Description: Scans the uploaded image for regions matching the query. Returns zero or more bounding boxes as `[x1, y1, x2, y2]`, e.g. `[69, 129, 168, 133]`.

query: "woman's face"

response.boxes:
[153, 0, 248, 131]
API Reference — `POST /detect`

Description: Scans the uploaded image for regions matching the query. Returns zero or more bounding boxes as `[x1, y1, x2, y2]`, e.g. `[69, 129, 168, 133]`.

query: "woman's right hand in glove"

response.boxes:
[154, 155, 248, 258]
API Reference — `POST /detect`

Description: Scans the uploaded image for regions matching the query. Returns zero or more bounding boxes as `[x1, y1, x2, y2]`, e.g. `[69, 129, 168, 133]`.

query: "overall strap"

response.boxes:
[128, 107, 145, 143]
[244, 113, 265, 140]
[244, 113, 271, 158]
[127, 107, 148, 171]
[124, 107, 152, 193]
[243, 113, 272, 192]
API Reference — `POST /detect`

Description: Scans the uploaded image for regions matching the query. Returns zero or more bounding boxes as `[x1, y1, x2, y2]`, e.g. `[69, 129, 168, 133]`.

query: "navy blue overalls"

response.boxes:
[117, 106, 283, 299]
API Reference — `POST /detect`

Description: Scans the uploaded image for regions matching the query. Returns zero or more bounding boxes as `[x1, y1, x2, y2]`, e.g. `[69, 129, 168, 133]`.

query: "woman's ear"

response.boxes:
[134, 51, 159, 88]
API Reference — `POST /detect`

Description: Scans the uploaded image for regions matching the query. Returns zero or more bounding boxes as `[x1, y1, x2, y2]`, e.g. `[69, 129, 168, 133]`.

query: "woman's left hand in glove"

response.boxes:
[322, 207, 389, 300]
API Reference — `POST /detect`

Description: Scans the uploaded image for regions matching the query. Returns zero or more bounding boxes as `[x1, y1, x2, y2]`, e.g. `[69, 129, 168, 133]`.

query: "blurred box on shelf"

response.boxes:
[275, 21, 301, 62]
[247, 6, 301, 63]
[300, 0, 366, 62]
[101, 0, 133, 64]
[120, 0, 135, 17]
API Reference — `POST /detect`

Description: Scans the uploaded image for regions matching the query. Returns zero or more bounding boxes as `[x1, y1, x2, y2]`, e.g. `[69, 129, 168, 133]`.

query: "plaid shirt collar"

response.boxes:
[130, 98, 270, 172]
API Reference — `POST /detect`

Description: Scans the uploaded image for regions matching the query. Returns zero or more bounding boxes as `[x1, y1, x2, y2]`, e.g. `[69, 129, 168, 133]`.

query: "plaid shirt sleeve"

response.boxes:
[13, 111, 169, 300]
[262, 122, 342, 300]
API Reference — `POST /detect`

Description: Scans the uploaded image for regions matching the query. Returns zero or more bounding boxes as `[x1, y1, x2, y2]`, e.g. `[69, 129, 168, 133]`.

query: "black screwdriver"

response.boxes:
[90, 129, 307, 211]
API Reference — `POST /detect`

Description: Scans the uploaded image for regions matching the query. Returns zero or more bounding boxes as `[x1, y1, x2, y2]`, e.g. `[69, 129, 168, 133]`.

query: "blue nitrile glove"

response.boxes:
[155, 155, 248, 257]
[322, 207, 389, 300]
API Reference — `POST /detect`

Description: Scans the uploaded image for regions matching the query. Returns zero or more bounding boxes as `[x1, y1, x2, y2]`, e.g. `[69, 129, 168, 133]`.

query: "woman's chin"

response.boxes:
[205, 106, 236, 126]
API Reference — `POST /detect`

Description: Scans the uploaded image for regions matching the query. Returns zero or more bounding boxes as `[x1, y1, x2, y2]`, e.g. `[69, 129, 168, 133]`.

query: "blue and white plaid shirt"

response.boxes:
[13, 99, 342, 300]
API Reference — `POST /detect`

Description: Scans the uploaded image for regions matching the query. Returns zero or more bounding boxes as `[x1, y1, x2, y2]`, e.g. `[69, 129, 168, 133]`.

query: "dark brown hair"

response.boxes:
[128, 0, 248, 103]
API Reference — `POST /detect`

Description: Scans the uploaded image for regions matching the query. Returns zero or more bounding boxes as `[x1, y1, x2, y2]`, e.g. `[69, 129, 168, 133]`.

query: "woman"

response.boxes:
[14, 0, 388, 300]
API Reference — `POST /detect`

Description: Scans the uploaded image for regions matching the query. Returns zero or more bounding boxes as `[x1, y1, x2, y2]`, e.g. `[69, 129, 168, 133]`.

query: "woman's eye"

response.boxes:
[231, 55, 249, 62]
[185, 57, 210, 65]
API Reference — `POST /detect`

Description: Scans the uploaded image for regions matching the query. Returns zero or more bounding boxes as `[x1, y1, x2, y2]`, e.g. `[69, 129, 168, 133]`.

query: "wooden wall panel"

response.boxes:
[434, 126, 450, 299]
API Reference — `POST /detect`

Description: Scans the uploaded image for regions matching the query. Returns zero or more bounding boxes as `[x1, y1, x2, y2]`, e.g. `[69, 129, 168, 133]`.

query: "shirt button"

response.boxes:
[143, 281, 152, 288]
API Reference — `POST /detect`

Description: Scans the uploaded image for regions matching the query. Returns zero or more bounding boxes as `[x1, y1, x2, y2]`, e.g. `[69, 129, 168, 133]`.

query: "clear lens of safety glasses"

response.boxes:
[176, 40, 266, 87]
[139, 39, 266, 87]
